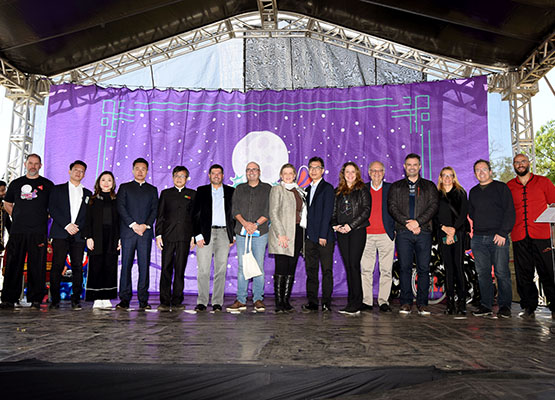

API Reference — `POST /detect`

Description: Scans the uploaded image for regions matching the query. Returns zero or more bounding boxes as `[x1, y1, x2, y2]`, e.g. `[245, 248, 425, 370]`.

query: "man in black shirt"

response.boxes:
[0, 154, 54, 309]
[469, 159, 515, 318]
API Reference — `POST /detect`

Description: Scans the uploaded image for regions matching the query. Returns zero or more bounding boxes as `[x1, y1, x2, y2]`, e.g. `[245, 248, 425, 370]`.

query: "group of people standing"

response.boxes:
[0, 151, 554, 319]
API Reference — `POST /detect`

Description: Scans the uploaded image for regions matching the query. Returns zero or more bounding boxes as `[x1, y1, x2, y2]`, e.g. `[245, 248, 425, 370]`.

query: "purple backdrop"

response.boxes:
[44, 77, 488, 297]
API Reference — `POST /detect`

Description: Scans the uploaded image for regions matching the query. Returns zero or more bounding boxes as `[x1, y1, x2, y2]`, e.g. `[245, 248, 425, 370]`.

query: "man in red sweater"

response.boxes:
[507, 153, 555, 319]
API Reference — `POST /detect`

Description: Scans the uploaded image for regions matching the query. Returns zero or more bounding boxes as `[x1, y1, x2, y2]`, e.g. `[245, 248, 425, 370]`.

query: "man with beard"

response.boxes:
[0, 154, 54, 309]
[507, 153, 555, 319]
[388, 153, 438, 315]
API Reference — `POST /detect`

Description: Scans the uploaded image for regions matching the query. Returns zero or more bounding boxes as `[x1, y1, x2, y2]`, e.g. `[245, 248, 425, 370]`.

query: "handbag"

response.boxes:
[242, 234, 262, 280]
[446, 196, 471, 250]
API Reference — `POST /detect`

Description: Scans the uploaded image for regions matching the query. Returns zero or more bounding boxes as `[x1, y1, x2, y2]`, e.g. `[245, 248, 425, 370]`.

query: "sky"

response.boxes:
[0, 41, 553, 180]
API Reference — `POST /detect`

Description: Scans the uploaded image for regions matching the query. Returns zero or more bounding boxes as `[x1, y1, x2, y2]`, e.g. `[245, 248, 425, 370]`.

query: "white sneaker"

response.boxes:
[102, 300, 113, 309]
[92, 300, 103, 309]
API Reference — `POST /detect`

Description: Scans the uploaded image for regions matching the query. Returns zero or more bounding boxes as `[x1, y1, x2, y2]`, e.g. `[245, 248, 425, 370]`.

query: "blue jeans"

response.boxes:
[471, 235, 512, 309]
[396, 230, 432, 306]
[236, 234, 268, 303]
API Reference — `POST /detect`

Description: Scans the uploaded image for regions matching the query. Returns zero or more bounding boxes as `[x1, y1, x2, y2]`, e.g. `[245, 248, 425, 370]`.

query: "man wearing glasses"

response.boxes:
[469, 159, 515, 318]
[360, 161, 395, 313]
[228, 162, 271, 312]
[155, 166, 196, 312]
[302, 157, 336, 312]
[507, 153, 555, 319]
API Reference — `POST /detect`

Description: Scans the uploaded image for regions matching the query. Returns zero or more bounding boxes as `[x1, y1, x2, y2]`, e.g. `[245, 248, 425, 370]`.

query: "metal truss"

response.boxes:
[517, 32, 555, 87]
[50, 11, 505, 85]
[4, 97, 36, 182]
[0, 58, 50, 104]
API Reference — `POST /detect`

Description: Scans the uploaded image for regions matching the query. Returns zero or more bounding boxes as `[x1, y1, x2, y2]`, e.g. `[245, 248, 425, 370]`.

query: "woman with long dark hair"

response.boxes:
[332, 162, 371, 315]
[436, 166, 469, 315]
[82, 171, 120, 309]
[268, 163, 307, 313]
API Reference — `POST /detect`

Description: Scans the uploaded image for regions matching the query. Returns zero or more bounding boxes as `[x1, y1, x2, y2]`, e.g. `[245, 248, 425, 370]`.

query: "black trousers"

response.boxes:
[51, 236, 85, 304]
[513, 236, 555, 311]
[439, 233, 466, 300]
[1, 233, 47, 304]
[160, 241, 190, 306]
[274, 225, 303, 276]
[86, 226, 118, 301]
[336, 228, 366, 310]
[305, 238, 334, 305]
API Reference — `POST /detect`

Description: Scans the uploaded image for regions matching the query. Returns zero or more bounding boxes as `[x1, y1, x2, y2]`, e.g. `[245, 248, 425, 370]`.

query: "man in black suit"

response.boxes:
[116, 158, 158, 310]
[302, 156, 336, 312]
[192, 164, 235, 312]
[48, 160, 92, 310]
[155, 166, 196, 312]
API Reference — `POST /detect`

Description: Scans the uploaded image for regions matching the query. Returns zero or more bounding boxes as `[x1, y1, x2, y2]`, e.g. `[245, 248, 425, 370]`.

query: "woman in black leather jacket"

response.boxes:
[332, 162, 371, 315]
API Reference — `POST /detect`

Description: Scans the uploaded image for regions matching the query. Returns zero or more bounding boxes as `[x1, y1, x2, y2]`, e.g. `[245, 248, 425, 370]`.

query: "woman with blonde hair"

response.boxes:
[268, 163, 307, 313]
[331, 162, 371, 315]
[436, 166, 469, 315]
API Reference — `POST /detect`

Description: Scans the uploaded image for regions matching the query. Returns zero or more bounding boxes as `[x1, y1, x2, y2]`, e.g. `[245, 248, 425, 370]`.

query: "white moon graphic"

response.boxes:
[21, 184, 32, 194]
[232, 131, 289, 184]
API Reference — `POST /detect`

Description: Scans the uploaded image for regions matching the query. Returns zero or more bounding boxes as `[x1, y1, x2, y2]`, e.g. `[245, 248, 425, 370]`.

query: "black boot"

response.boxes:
[444, 297, 455, 315]
[283, 275, 295, 312]
[456, 299, 467, 316]
[274, 275, 285, 313]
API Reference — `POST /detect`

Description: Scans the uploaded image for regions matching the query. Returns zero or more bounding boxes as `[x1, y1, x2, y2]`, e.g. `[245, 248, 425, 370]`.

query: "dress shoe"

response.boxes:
[301, 303, 319, 312]
[379, 303, 392, 313]
[360, 303, 373, 312]
[138, 303, 152, 311]
[172, 304, 186, 311]
[116, 302, 130, 310]
[194, 304, 207, 312]
[157, 304, 171, 312]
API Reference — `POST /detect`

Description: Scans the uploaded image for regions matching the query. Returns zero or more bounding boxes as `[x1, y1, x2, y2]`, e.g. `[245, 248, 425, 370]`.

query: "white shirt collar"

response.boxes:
[371, 180, 383, 191]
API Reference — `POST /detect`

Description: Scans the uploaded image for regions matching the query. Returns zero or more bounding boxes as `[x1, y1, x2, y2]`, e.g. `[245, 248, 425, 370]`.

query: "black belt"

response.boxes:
[211, 226, 226, 229]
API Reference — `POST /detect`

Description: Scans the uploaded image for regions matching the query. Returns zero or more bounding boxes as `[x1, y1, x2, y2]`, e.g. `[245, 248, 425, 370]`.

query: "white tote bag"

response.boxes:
[242, 234, 262, 280]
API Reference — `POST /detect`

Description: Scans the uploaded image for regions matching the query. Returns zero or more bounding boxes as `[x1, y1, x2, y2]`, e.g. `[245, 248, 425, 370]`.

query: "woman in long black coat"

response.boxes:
[436, 166, 469, 315]
[83, 171, 120, 309]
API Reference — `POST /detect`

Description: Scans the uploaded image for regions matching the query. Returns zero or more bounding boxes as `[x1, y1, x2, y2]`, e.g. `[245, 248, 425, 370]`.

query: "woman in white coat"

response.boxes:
[268, 164, 307, 313]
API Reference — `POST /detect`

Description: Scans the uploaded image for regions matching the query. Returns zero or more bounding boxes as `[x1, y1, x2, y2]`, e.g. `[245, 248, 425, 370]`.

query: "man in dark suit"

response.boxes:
[192, 164, 235, 312]
[302, 156, 336, 312]
[360, 161, 395, 313]
[155, 166, 196, 312]
[48, 160, 92, 310]
[117, 157, 158, 310]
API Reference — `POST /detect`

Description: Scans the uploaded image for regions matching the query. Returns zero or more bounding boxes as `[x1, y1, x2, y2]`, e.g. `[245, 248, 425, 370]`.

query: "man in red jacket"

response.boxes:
[507, 153, 555, 319]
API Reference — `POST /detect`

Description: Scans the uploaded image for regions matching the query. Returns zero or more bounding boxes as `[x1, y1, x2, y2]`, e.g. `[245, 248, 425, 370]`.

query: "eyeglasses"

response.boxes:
[513, 160, 529, 166]
[308, 166, 323, 171]
[369, 169, 384, 173]
[246, 168, 260, 173]
[441, 174, 454, 178]
[475, 167, 490, 173]
[174, 174, 187, 179]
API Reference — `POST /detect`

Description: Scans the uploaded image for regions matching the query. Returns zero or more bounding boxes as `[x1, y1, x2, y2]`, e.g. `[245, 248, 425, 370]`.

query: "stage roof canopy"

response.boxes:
[0, 0, 554, 77]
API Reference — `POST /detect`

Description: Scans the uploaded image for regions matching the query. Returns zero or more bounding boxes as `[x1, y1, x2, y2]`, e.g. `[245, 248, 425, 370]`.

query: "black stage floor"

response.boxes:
[1, 297, 554, 399]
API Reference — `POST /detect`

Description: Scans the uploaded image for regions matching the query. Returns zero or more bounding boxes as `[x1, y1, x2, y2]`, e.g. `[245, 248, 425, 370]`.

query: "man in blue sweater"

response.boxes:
[116, 158, 158, 310]
[469, 159, 515, 318]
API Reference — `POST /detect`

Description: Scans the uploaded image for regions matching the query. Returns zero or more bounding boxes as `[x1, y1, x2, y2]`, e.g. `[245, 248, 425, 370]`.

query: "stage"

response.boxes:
[1, 297, 554, 399]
